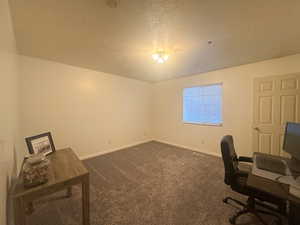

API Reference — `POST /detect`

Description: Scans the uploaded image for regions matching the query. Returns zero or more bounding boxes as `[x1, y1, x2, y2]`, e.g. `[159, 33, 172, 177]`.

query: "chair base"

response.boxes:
[223, 197, 282, 225]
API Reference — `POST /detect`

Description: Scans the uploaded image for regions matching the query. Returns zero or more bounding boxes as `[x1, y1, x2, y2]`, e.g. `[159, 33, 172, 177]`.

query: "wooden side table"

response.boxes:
[12, 148, 90, 225]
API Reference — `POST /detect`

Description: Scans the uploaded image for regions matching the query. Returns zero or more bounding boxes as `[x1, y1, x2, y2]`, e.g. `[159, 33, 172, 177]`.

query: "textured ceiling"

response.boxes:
[9, 0, 300, 82]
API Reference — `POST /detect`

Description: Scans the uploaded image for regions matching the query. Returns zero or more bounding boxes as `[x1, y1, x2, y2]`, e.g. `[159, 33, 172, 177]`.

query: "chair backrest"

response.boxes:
[220, 135, 239, 185]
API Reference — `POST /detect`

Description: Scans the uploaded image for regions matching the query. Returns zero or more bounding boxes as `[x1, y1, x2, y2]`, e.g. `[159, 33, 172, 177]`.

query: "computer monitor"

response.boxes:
[283, 122, 300, 173]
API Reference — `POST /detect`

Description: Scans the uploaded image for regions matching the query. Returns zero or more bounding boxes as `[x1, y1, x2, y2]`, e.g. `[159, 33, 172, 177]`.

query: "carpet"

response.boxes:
[26, 141, 284, 225]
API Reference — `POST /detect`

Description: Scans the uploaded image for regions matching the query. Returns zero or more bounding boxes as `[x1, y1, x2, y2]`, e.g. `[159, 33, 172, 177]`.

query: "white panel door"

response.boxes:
[253, 73, 300, 156]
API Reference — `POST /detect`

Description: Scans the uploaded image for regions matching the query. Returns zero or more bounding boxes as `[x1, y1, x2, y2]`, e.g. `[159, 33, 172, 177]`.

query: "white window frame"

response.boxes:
[182, 83, 223, 126]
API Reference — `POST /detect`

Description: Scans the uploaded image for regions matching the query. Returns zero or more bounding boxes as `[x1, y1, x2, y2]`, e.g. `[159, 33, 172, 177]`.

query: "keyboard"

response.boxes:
[256, 156, 287, 175]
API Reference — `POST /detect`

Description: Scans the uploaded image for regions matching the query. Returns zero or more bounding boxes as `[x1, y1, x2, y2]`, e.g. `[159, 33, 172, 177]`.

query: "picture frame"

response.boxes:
[25, 132, 56, 156]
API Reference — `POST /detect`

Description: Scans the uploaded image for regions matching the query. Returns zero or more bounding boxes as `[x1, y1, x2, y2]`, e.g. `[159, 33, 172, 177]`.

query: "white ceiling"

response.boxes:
[9, 0, 300, 82]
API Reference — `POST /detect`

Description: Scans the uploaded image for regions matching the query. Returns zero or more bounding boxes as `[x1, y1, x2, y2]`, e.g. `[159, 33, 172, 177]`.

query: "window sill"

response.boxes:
[182, 121, 223, 127]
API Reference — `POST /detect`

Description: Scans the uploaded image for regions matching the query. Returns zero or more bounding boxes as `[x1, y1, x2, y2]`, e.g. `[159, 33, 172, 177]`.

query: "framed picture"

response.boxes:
[25, 132, 56, 155]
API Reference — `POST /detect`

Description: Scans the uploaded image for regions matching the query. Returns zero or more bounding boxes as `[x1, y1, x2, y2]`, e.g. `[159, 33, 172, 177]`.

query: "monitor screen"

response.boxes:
[283, 122, 300, 160]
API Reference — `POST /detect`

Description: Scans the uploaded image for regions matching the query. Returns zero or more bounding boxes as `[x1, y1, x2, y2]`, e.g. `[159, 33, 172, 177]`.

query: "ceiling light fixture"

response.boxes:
[152, 51, 169, 64]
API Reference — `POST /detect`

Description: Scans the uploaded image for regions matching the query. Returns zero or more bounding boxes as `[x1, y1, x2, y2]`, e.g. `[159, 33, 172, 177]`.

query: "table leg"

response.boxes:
[82, 175, 90, 225]
[289, 202, 300, 225]
[25, 202, 34, 215]
[66, 186, 72, 198]
[14, 197, 26, 225]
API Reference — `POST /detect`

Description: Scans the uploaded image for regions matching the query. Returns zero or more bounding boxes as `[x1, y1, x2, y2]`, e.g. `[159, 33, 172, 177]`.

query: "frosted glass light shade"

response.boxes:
[152, 51, 169, 63]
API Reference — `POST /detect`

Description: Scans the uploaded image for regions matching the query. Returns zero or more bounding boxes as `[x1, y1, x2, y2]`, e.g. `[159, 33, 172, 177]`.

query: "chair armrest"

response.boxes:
[238, 156, 253, 163]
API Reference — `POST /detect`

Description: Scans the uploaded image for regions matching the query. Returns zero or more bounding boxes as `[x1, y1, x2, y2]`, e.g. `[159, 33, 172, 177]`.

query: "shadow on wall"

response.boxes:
[0, 140, 19, 225]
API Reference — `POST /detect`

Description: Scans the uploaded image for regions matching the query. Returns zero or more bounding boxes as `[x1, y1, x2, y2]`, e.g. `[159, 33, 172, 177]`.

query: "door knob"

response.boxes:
[253, 127, 260, 131]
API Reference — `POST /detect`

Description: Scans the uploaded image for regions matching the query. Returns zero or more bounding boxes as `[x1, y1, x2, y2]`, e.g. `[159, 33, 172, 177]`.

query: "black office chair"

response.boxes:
[220, 135, 286, 225]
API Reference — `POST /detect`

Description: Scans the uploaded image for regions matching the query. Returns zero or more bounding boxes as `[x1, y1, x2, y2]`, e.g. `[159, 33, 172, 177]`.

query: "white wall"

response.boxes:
[153, 54, 300, 157]
[20, 56, 153, 159]
[19, 53, 300, 160]
[0, 0, 22, 224]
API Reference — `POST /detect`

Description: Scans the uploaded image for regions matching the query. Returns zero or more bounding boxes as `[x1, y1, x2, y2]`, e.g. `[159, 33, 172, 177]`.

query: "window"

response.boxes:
[183, 84, 222, 125]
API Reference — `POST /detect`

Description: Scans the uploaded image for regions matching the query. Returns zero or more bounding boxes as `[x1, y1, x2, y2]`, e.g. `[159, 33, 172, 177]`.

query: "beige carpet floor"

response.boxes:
[26, 141, 284, 225]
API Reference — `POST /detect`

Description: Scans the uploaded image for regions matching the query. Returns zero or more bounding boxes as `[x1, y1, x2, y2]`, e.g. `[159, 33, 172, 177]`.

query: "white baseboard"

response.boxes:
[79, 139, 221, 160]
[79, 139, 154, 160]
[154, 139, 221, 158]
